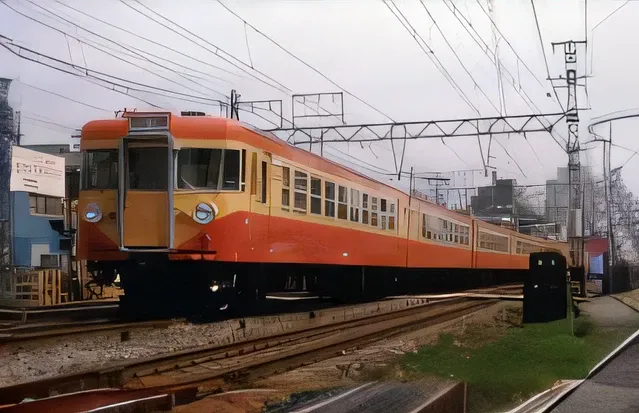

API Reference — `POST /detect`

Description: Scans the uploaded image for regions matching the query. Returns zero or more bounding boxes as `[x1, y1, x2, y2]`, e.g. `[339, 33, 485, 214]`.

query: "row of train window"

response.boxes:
[280, 167, 397, 231]
[421, 214, 470, 246]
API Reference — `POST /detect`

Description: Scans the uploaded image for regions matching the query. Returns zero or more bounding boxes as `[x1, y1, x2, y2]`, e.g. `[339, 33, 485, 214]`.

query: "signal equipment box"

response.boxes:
[524, 252, 568, 323]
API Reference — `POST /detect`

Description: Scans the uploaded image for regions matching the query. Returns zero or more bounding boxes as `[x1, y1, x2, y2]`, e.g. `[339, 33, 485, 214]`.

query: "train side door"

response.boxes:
[249, 151, 271, 253]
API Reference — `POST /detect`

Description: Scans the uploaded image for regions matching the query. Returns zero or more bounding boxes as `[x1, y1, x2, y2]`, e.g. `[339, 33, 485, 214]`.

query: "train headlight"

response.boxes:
[193, 202, 216, 224]
[83, 203, 102, 223]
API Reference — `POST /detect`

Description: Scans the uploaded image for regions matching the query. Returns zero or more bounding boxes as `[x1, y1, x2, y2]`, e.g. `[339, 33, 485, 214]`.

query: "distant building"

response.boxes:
[470, 178, 517, 226]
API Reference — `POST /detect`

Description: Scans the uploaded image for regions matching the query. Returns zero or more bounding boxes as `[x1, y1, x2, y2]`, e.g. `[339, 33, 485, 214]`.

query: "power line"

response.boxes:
[50, 0, 241, 80]
[13, 0, 230, 100]
[120, 0, 291, 94]
[418, 0, 501, 114]
[216, 0, 397, 122]
[17, 80, 112, 113]
[474, 0, 555, 97]
[22, 115, 78, 131]
[529, 0, 565, 112]
[384, 0, 480, 115]
[441, 0, 566, 150]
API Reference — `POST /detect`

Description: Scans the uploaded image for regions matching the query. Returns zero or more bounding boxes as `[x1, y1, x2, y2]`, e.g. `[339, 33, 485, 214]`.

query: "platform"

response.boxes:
[275, 379, 464, 413]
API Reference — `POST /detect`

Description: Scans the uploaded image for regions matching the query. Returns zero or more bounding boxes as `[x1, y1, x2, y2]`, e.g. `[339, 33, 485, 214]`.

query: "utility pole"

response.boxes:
[553, 40, 587, 269]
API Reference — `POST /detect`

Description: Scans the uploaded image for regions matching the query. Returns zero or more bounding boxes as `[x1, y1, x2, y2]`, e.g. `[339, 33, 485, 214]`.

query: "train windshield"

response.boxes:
[177, 148, 241, 190]
[82, 150, 118, 190]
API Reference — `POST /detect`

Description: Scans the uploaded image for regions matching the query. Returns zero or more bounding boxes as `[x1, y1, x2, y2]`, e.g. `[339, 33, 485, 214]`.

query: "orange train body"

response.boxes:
[78, 113, 571, 273]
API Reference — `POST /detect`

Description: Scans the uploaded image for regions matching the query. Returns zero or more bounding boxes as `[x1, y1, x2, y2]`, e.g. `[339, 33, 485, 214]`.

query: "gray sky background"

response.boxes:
[1, 0, 638, 195]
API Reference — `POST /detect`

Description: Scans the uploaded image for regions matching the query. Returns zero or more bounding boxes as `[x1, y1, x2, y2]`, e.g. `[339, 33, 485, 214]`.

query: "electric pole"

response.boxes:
[553, 40, 586, 269]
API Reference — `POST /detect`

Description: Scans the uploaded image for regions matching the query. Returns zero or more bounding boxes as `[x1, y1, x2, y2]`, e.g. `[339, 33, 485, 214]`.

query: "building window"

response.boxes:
[310, 176, 322, 215]
[281, 167, 290, 210]
[29, 194, 63, 216]
[325, 181, 336, 217]
[294, 171, 308, 212]
[350, 189, 360, 222]
[338, 185, 348, 220]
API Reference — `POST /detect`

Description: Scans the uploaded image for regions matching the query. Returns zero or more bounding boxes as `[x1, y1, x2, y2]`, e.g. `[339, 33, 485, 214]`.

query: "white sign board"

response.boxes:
[10, 145, 66, 198]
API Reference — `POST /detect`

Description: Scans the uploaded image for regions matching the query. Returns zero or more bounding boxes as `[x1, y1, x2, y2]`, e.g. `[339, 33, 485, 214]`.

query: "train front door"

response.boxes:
[118, 136, 174, 249]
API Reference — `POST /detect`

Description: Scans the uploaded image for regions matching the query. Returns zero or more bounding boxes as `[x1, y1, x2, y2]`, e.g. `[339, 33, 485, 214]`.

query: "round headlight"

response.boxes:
[84, 203, 102, 223]
[193, 202, 215, 224]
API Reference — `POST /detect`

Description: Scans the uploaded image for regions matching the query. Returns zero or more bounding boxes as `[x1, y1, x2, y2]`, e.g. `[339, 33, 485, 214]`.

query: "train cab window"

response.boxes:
[421, 214, 427, 238]
[281, 167, 290, 210]
[350, 189, 360, 222]
[381, 215, 387, 230]
[82, 150, 118, 190]
[325, 181, 336, 217]
[372, 197, 378, 211]
[129, 147, 168, 190]
[337, 186, 348, 220]
[294, 171, 308, 212]
[362, 194, 369, 225]
[177, 148, 240, 190]
[381, 199, 387, 213]
[310, 177, 322, 215]
[389, 215, 395, 230]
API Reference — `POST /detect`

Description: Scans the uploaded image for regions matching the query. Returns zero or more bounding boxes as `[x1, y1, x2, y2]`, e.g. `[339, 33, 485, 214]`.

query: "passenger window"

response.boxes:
[294, 171, 308, 212]
[325, 181, 336, 217]
[281, 167, 290, 210]
[338, 185, 348, 220]
[350, 189, 360, 222]
[177, 148, 240, 190]
[310, 177, 322, 215]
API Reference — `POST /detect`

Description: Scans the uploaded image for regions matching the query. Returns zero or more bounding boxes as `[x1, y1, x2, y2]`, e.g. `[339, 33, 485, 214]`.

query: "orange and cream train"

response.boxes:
[78, 112, 570, 315]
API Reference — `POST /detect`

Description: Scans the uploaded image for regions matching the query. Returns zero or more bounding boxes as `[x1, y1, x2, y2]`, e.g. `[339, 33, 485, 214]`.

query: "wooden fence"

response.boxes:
[0, 269, 68, 307]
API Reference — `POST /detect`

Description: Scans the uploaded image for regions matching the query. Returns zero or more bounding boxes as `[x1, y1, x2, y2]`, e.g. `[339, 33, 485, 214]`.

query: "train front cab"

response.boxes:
[79, 112, 263, 317]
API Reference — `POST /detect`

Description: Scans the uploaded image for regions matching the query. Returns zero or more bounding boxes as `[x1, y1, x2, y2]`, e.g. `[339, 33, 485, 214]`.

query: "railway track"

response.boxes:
[0, 284, 523, 344]
[0, 296, 498, 412]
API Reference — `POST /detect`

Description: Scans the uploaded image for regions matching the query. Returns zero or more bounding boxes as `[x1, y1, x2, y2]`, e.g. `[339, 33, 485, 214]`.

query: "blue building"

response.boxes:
[11, 191, 67, 268]
[10, 144, 80, 270]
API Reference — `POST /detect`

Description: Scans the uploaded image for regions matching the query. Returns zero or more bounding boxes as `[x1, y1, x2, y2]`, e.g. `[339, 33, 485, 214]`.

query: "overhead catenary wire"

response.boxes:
[120, 0, 291, 95]
[22, 115, 78, 131]
[384, 0, 480, 115]
[418, 0, 501, 115]
[529, 0, 565, 113]
[441, 0, 566, 151]
[0, 37, 232, 109]
[12, 0, 231, 100]
[215, 0, 397, 122]
[50, 0, 241, 81]
[17, 80, 112, 113]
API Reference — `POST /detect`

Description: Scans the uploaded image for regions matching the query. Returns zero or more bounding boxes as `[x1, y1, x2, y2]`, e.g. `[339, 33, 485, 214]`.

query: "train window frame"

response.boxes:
[281, 166, 290, 211]
[362, 194, 369, 225]
[325, 181, 336, 218]
[293, 170, 308, 213]
[176, 148, 242, 192]
[350, 188, 360, 223]
[81, 150, 118, 190]
[337, 185, 348, 220]
[310, 176, 322, 215]
[388, 201, 395, 230]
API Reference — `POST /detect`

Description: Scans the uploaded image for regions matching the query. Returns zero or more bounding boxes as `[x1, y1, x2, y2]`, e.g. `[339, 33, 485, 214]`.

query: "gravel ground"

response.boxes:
[0, 297, 430, 387]
[0, 321, 237, 387]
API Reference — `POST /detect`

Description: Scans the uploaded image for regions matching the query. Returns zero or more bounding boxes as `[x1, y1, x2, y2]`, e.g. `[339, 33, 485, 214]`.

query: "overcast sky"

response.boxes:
[1, 0, 639, 195]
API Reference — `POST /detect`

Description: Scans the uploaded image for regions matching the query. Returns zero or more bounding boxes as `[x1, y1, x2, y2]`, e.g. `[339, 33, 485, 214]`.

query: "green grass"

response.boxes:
[400, 315, 637, 413]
